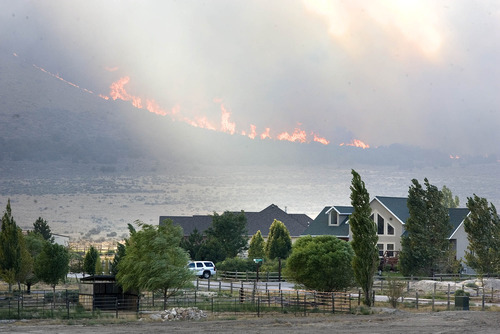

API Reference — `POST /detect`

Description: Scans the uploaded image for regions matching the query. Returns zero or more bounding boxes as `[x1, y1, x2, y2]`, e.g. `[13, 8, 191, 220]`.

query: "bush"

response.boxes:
[216, 257, 255, 272]
[455, 289, 470, 297]
[386, 278, 406, 308]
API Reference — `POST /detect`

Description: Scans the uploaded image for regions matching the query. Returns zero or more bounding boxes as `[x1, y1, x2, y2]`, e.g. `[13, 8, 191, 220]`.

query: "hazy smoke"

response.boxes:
[2, 0, 499, 156]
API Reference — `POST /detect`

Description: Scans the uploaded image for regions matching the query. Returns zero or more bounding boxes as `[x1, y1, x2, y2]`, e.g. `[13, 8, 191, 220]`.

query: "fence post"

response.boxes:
[331, 293, 335, 313]
[416, 291, 419, 310]
[372, 290, 375, 307]
[432, 283, 436, 312]
[447, 284, 450, 310]
[257, 297, 261, 318]
[358, 289, 361, 306]
[230, 281, 233, 295]
[304, 293, 307, 317]
[482, 291, 485, 311]
[219, 281, 221, 294]
[66, 289, 70, 319]
[280, 290, 284, 312]
[115, 297, 118, 318]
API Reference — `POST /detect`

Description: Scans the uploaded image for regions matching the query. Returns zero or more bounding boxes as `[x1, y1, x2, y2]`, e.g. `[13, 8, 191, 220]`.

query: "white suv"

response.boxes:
[188, 261, 216, 279]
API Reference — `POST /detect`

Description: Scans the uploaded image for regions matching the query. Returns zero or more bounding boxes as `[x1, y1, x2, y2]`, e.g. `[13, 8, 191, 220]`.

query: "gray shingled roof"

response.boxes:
[374, 196, 410, 224]
[448, 208, 470, 238]
[160, 204, 312, 237]
[302, 206, 351, 237]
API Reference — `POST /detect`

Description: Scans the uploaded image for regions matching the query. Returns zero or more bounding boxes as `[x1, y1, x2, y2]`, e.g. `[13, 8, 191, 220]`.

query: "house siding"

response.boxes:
[370, 200, 404, 253]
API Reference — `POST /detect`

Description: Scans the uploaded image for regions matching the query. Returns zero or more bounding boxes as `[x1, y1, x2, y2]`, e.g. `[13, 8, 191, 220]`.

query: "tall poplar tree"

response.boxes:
[248, 230, 265, 260]
[0, 200, 32, 292]
[265, 220, 292, 260]
[399, 178, 451, 276]
[463, 195, 500, 277]
[441, 185, 460, 208]
[349, 169, 379, 306]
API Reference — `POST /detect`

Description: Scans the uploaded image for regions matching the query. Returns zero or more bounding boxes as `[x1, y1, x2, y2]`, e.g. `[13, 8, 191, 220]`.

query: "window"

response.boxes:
[377, 215, 384, 235]
[377, 244, 384, 257]
[196, 262, 203, 268]
[387, 223, 394, 235]
[328, 212, 339, 226]
[386, 244, 394, 257]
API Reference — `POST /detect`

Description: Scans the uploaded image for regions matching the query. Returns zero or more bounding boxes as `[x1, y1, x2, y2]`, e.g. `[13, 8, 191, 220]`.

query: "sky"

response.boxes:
[2, 0, 500, 156]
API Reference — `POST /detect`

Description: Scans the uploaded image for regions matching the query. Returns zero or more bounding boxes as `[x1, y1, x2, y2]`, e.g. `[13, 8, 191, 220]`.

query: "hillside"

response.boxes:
[0, 51, 490, 177]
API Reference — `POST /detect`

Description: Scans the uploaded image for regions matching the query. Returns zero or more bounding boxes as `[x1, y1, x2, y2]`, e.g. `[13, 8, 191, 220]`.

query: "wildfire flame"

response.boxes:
[24, 54, 371, 150]
[340, 139, 370, 149]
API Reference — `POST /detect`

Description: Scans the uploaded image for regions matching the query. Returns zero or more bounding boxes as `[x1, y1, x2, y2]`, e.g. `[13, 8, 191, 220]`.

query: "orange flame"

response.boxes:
[340, 139, 370, 149]
[248, 124, 257, 139]
[277, 128, 307, 143]
[313, 133, 330, 145]
[219, 103, 236, 135]
[261, 128, 271, 140]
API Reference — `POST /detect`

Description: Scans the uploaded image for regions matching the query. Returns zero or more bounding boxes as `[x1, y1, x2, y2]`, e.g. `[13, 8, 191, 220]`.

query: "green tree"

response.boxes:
[111, 242, 126, 276]
[285, 235, 354, 291]
[95, 256, 103, 275]
[83, 246, 99, 276]
[350, 169, 379, 306]
[35, 242, 69, 309]
[399, 178, 451, 276]
[33, 217, 53, 242]
[24, 232, 48, 293]
[180, 228, 205, 260]
[265, 220, 292, 260]
[202, 211, 248, 262]
[116, 220, 193, 309]
[441, 185, 460, 208]
[248, 230, 266, 260]
[463, 195, 500, 278]
[0, 200, 32, 292]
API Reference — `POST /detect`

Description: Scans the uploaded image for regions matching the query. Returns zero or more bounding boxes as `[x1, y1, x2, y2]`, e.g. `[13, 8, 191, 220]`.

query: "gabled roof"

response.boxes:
[160, 204, 312, 238]
[373, 196, 409, 225]
[448, 208, 470, 238]
[326, 205, 354, 215]
[302, 206, 351, 238]
[159, 215, 212, 236]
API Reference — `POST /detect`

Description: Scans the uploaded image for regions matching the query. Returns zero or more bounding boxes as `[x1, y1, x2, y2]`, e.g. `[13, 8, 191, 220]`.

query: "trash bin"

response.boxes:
[455, 295, 470, 310]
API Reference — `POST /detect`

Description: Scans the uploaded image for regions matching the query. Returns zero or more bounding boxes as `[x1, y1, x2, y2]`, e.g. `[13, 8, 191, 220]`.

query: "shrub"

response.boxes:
[386, 278, 406, 308]
[216, 257, 255, 272]
[455, 289, 470, 297]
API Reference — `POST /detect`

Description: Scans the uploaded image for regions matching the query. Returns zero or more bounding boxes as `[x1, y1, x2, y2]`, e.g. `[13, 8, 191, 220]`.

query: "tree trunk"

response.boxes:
[163, 289, 167, 310]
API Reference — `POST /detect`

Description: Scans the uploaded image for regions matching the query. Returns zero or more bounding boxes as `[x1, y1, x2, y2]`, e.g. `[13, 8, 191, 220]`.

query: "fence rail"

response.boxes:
[218, 271, 285, 281]
[0, 287, 351, 320]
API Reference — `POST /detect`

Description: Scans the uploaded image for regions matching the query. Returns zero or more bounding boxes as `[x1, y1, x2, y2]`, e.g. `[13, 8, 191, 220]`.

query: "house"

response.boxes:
[159, 204, 312, 243]
[52, 233, 70, 247]
[303, 196, 471, 272]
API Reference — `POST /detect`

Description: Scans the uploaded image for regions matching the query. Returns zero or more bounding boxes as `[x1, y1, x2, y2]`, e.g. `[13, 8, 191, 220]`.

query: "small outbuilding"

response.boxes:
[79, 275, 138, 311]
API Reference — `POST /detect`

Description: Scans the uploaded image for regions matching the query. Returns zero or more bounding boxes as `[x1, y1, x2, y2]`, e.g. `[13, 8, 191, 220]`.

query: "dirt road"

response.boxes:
[2, 310, 499, 334]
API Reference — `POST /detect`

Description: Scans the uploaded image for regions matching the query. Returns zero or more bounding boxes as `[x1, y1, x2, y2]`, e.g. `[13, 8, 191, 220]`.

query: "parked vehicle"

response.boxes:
[188, 261, 216, 279]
